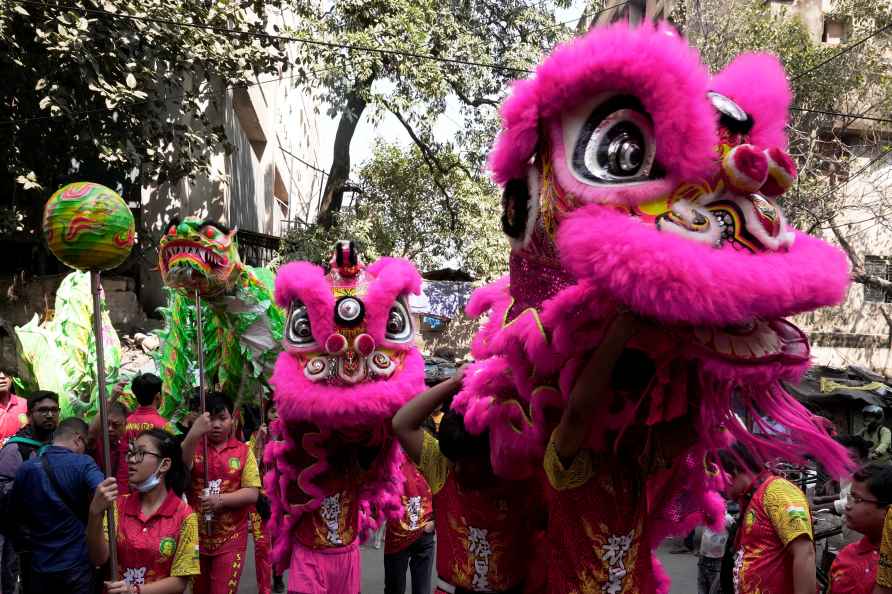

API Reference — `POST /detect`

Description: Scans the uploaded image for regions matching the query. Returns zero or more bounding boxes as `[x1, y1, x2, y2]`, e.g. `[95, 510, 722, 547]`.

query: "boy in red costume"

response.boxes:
[183, 392, 260, 594]
[384, 458, 434, 594]
[393, 367, 541, 594]
[828, 463, 891, 594]
[720, 443, 815, 594]
[117, 373, 177, 494]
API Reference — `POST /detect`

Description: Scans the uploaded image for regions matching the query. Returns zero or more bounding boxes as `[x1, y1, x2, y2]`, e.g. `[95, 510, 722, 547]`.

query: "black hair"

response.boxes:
[206, 392, 234, 416]
[837, 435, 872, 463]
[717, 442, 763, 476]
[438, 409, 490, 463]
[109, 401, 130, 418]
[852, 463, 892, 507]
[27, 390, 59, 412]
[54, 417, 88, 440]
[131, 373, 163, 406]
[138, 428, 188, 497]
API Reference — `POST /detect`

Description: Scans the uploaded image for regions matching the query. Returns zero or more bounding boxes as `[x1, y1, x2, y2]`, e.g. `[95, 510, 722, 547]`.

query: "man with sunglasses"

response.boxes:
[827, 463, 891, 593]
[9, 417, 104, 594]
[0, 391, 60, 594]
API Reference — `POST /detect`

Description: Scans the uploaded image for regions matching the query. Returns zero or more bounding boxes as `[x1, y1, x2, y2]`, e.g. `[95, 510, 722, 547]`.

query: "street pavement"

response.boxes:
[236, 537, 699, 593]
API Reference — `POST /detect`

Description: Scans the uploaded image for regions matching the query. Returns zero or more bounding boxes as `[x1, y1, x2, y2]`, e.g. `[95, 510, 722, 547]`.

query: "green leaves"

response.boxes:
[280, 142, 507, 280]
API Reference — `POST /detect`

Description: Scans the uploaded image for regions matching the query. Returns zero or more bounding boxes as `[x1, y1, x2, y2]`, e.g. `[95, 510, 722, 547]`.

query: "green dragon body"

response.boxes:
[14, 271, 123, 418]
[156, 217, 283, 419]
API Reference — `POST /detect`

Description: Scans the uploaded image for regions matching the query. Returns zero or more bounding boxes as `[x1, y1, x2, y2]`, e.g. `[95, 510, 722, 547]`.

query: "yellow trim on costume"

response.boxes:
[501, 298, 548, 342]
[502, 399, 534, 434]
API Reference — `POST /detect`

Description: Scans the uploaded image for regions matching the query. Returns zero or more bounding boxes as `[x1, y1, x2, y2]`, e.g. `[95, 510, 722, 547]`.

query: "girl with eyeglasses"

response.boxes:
[86, 429, 200, 594]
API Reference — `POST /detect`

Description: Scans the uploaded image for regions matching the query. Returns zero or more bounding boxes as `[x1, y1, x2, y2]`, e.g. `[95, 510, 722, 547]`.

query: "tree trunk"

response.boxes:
[316, 86, 370, 229]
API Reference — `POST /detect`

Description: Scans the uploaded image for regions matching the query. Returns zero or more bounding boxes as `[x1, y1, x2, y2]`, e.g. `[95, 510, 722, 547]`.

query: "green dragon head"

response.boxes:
[159, 217, 241, 297]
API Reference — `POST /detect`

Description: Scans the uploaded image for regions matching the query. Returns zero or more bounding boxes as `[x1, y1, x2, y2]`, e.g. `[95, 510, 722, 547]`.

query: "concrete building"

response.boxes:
[138, 17, 324, 312]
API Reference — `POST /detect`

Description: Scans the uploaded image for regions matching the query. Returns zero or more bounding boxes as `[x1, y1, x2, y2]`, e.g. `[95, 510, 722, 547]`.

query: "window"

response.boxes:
[822, 18, 848, 45]
[864, 255, 892, 303]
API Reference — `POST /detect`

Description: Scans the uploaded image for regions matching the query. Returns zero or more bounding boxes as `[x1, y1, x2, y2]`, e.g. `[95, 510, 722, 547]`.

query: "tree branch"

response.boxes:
[446, 78, 499, 108]
[827, 214, 892, 291]
[387, 107, 461, 231]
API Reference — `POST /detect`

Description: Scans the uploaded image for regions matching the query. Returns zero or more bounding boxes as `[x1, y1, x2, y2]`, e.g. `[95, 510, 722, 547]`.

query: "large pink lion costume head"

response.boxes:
[264, 241, 425, 567]
[453, 21, 851, 587]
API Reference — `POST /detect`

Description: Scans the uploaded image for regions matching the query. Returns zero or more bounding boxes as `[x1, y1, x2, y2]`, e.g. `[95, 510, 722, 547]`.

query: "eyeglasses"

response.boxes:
[33, 406, 60, 417]
[849, 493, 881, 505]
[126, 445, 163, 463]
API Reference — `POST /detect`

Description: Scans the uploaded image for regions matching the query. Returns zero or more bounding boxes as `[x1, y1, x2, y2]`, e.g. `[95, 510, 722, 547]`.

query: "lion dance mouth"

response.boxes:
[158, 217, 239, 296]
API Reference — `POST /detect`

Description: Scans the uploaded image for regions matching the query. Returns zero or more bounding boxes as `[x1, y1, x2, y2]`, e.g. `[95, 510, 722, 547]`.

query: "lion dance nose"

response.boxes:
[721, 144, 796, 197]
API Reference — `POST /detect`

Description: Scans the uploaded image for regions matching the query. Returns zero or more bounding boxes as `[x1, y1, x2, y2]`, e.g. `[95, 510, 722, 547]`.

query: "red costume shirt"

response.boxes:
[116, 406, 177, 493]
[829, 537, 879, 594]
[543, 436, 654, 594]
[0, 394, 27, 444]
[733, 472, 813, 594]
[187, 437, 261, 555]
[385, 459, 433, 554]
[419, 431, 537, 592]
[294, 470, 362, 550]
[107, 490, 200, 587]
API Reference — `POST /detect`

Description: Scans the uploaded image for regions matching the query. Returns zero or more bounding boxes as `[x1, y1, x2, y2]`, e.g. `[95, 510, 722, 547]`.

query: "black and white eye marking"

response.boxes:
[708, 91, 753, 135]
[566, 95, 658, 185]
[384, 300, 413, 343]
[334, 296, 364, 327]
[708, 92, 747, 122]
[285, 301, 316, 347]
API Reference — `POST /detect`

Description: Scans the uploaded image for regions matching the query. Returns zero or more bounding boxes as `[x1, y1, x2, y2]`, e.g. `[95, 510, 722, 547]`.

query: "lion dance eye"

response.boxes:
[568, 95, 658, 184]
[285, 302, 316, 347]
[384, 300, 413, 343]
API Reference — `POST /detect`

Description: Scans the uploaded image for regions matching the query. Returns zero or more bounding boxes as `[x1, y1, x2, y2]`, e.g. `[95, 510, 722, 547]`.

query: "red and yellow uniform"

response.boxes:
[188, 437, 261, 594]
[733, 472, 813, 594]
[0, 394, 27, 444]
[875, 507, 892, 587]
[385, 460, 433, 555]
[829, 536, 878, 594]
[543, 436, 653, 594]
[116, 406, 177, 493]
[418, 431, 537, 593]
[106, 490, 200, 588]
[248, 431, 271, 594]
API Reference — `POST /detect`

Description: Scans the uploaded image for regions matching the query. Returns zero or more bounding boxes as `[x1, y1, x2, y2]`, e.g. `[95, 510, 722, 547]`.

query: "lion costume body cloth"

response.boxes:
[264, 242, 425, 570]
[451, 22, 852, 591]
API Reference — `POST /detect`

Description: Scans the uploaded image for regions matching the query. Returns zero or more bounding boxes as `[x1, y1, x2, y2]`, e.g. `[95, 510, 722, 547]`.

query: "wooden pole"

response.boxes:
[90, 271, 118, 579]
[194, 289, 213, 535]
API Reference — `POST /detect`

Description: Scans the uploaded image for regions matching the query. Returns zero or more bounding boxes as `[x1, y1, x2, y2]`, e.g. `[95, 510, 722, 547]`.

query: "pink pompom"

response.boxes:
[721, 144, 768, 194]
[761, 147, 797, 197]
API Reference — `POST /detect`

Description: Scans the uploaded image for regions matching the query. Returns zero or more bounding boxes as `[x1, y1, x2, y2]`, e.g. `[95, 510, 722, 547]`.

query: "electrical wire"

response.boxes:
[8, 0, 533, 74]
[790, 20, 892, 82]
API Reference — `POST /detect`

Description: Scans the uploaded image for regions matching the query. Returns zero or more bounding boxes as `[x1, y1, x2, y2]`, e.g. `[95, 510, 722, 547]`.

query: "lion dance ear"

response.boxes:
[710, 53, 792, 151]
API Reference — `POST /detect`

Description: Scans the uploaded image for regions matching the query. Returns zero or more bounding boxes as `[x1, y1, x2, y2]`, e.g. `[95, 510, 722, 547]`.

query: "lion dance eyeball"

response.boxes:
[43, 182, 135, 271]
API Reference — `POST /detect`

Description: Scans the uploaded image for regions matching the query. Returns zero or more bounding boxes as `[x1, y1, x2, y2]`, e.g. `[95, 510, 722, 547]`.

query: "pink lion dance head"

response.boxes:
[453, 21, 851, 587]
[265, 241, 425, 568]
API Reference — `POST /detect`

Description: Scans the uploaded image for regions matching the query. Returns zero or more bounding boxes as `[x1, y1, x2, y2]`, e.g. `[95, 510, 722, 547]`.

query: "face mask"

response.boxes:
[134, 462, 165, 493]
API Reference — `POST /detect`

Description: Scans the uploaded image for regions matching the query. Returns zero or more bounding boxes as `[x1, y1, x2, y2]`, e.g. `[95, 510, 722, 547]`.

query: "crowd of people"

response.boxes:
[0, 351, 891, 594]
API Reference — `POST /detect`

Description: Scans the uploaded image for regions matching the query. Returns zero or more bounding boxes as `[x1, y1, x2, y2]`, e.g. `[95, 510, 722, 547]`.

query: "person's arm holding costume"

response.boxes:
[86, 477, 117, 566]
[552, 312, 642, 464]
[393, 367, 465, 465]
[181, 412, 210, 469]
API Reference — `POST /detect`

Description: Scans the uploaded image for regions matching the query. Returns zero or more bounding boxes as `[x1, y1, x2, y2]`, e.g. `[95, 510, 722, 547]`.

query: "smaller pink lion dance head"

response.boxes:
[264, 241, 425, 568]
